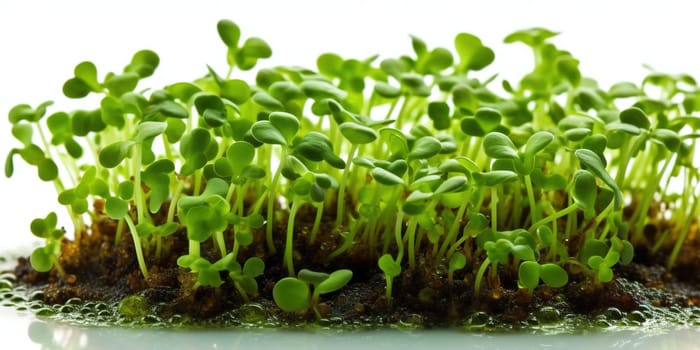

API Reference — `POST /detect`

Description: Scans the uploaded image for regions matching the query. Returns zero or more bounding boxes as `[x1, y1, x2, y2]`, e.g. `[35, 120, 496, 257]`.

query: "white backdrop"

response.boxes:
[0, 0, 697, 249]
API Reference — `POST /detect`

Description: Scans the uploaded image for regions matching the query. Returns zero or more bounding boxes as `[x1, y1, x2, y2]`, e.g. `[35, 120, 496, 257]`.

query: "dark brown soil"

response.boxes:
[8, 203, 700, 327]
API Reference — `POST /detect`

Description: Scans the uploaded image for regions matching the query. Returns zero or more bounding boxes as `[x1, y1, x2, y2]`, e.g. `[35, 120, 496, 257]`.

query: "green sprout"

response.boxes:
[5, 19, 700, 323]
[272, 268, 353, 318]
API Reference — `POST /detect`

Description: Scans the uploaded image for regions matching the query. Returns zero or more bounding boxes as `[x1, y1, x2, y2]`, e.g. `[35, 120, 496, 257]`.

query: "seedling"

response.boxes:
[272, 268, 353, 318]
[4, 19, 700, 325]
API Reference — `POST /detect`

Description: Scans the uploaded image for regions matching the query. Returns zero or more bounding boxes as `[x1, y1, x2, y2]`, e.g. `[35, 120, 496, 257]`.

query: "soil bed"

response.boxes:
[5, 206, 700, 329]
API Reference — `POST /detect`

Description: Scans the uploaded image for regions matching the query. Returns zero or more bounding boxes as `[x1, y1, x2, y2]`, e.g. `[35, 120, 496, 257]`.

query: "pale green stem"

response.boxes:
[529, 204, 579, 233]
[124, 215, 149, 279]
[524, 174, 539, 223]
[133, 148, 145, 223]
[405, 216, 419, 270]
[266, 155, 284, 254]
[491, 187, 498, 231]
[284, 199, 301, 276]
[336, 144, 358, 227]
[474, 257, 490, 296]
[394, 211, 405, 264]
[309, 203, 324, 245]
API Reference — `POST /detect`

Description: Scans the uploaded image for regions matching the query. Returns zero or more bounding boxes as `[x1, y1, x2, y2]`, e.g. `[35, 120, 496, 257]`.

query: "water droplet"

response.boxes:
[603, 307, 623, 320]
[627, 310, 646, 323]
[239, 302, 266, 324]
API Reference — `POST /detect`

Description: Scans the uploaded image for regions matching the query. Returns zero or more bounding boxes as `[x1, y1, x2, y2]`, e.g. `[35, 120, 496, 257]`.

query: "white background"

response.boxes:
[0, 0, 698, 249]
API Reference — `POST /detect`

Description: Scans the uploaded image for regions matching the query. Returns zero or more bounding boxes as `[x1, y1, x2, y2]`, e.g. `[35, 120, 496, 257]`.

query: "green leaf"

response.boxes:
[125, 50, 160, 78]
[300, 80, 348, 101]
[609, 82, 642, 98]
[269, 112, 300, 142]
[220, 79, 251, 104]
[30, 247, 53, 272]
[619, 107, 650, 130]
[504, 28, 558, 47]
[374, 82, 401, 98]
[105, 72, 140, 97]
[539, 263, 568, 288]
[454, 33, 495, 72]
[73, 61, 100, 90]
[427, 101, 451, 130]
[273, 277, 310, 312]
[251, 121, 287, 146]
[524, 131, 554, 156]
[100, 96, 125, 128]
[371, 167, 404, 186]
[11, 123, 33, 146]
[423, 47, 454, 73]
[105, 197, 128, 219]
[38, 158, 58, 181]
[536, 226, 555, 247]
[63, 77, 91, 98]
[316, 269, 353, 294]
[339, 122, 378, 144]
[580, 238, 608, 263]
[252, 91, 284, 110]
[575, 149, 621, 209]
[449, 252, 467, 271]
[518, 261, 540, 290]
[378, 254, 401, 278]
[434, 176, 468, 195]
[217, 19, 241, 48]
[408, 136, 442, 159]
[243, 257, 265, 277]
[512, 244, 535, 261]
[483, 132, 518, 160]
[99, 141, 134, 168]
[135, 121, 167, 142]
[473, 170, 518, 186]
[557, 56, 581, 86]
[651, 128, 680, 152]
[572, 170, 597, 218]
[620, 240, 634, 265]
[317, 53, 343, 77]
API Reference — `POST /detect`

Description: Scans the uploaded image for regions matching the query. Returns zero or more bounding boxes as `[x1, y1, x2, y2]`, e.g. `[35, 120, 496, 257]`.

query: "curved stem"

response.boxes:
[309, 203, 324, 244]
[284, 199, 301, 276]
[474, 257, 490, 296]
[124, 215, 149, 279]
[529, 204, 578, 233]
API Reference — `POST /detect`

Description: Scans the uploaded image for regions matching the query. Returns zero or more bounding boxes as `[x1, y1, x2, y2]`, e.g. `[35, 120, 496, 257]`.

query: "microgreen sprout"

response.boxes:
[5, 20, 700, 320]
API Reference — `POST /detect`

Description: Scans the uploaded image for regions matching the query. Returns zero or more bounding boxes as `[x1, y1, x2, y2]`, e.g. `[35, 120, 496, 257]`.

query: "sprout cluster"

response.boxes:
[6, 22, 700, 314]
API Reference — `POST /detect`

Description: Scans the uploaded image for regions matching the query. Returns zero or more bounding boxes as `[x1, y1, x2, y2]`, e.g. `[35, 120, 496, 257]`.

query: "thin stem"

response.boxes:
[394, 211, 405, 264]
[336, 144, 358, 227]
[133, 148, 145, 223]
[309, 203, 324, 244]
[124, 215, 149, 279]
[266, 153, 284, 254]
[405, 216, 419, 270]
[490, 187, 498, 231]
[473, 257, 490, 296]
[284, 199, 301, 276]
[529, 204, 579, 233]
[524, 174, 539, 223]
[214, 230, 226, 258]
